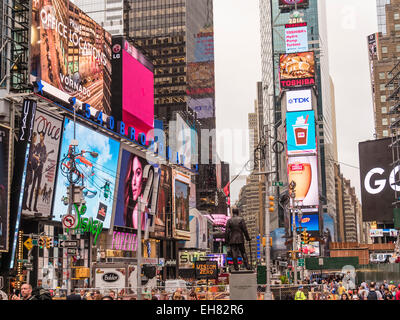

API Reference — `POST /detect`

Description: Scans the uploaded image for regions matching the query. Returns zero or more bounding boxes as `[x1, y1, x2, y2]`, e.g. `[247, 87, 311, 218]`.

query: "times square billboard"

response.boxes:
[30, 0, 112, 114]
[279, 0, 309, 11]
[280, 52, 315, 89]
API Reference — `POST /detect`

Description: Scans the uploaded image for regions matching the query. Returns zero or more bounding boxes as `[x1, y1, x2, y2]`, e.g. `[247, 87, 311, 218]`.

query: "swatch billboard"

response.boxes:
[280, 52, 315, 89]
[287, 155, 319, 207]
[111, 37, 154, 143]
[359, 138, 395, 223]
[286, 110, 316, 155]
[114, 148, 160, 233]
[52, 119, 120, 229]
[0, 124, 11, 252]
[30, 0, 112, 113]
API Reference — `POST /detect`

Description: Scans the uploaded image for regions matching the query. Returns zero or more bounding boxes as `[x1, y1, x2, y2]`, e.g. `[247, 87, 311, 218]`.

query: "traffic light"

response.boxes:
[46, 237, 53, 249]
[38, 237, 45, 249]
[268, 196, 275, 212]
[300, 231, 309, 244]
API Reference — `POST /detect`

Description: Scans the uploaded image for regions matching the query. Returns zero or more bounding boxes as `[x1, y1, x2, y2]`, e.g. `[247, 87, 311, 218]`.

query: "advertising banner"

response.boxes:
[52, 118, 120, 228]
[301, 241, 320, 256]
[22, 110, 62, 218]
[195, 261, 218, 280]
[359, 138, 394, 223]
[285, 23, 308, 54]
[155, 165, 171, 237]
[322, 213, 335, 242]
[286, 110, 316, 155]
[292, 213, 319, 232]
[179, 250, 207, 269]
[194, 30, 215, 62]
[0, 125, 11, 252]
[173, 171, 190, 239]
[94, 267, 126, 289]
[279, 0, 309, 11]
[187, 62, 215, 96]
[287, 155, 319, 207]
[286, 89, 312, 112]
[188, 98, 214, 119]
[30, 0, 112, 113]
[111, 37, 154, 142]
[114, 148, 160, 232]
[280, 52, 315, 89]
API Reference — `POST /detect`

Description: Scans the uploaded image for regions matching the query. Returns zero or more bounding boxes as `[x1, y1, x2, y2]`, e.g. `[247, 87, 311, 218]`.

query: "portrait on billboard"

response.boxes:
[155, 165, 171, 236]
[286, 110, 316, 155]
[173, 171, 190, 235]
[0, 125, 11, 252]
[30, 0, 112, 113]
[280, 52, 315, 89]
[52, 119, 120, 228]
[21, 110, 62, 218]
[287, 155, 319, 207]
[114, 149, 160, 232]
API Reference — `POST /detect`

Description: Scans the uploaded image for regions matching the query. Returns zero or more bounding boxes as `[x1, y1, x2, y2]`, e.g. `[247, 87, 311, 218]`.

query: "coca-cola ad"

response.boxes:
[21, 110, 63, 218]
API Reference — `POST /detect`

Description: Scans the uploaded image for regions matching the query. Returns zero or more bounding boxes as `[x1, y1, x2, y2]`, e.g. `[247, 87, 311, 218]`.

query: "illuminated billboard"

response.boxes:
[111, 37, 154, 143]
[188, 98, 214, 119]
[280, 52, 315, 89]
[52, 119, 120, 229]
[173, 170, 190, 240]
[21, 110, 62, 218]
[155, 165, 172, 237]
[279, 0, 309, 11]
[286, 89, 312, 112]
[285, 22, 308, 54]
[30, 0, 112, 113]
[286, 110, 316, 155]
[293, 213, 320, 232]
[287, 155, 319, 207]
[114, 148, 160, 232]
[0, 124, 11, 252]
[187, 62, 215, 96]
[194, 30, 215, 62]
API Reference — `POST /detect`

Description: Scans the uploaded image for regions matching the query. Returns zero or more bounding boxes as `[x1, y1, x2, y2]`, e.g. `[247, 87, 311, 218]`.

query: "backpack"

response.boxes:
[367, 290, 378, 300]
[32, 287, 52, 300]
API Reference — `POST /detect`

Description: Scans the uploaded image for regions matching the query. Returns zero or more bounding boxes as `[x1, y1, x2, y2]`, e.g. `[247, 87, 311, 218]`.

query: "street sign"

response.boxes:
[59, 240, 78, 248]
[62, 214, 76, 229]
[278, 261, 288, 267]
[24, 238, 33, 251]
[298, 258, 305, 267]
[67, 248, 78, 255]
[272, 181, 284, 187]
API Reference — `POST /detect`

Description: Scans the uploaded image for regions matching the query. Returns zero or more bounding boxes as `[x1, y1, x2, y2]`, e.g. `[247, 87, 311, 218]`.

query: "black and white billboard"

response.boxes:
[359, 138, 395, 223]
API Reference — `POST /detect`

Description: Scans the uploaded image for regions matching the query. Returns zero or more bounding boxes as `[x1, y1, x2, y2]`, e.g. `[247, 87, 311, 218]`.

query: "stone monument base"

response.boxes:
[229, 271, 257, 300]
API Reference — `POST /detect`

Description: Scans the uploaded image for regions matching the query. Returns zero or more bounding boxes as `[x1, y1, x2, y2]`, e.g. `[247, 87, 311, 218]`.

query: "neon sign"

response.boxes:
[72, 204, 103, 245]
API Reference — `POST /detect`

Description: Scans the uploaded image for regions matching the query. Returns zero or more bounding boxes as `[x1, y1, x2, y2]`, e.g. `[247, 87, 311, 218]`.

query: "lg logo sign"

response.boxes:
[364, 166, 400, 194]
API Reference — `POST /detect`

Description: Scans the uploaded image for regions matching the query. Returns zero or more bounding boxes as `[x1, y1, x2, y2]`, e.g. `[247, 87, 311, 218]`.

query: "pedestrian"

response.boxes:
[294, 286, 307, 300]
[367, 282, 382, 300]
[102, 296, 113, 300]
[338, 282, 346, 295]
[11, 284, 37, 300]
[109, 290, 116, 300]
[188, 290, 198, 300]
[341, 293, 349, 300]
[383, 288, 394, 300]
[328, 289, 339, 300]
[66, 288, 81, 300]
[396, 285, 400, 300]
[352, 289, 360, 300]
[93, 290, 102, 300]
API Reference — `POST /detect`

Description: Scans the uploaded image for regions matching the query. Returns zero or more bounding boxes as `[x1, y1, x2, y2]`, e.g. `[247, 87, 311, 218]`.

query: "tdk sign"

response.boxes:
[286, 89, 312, 112]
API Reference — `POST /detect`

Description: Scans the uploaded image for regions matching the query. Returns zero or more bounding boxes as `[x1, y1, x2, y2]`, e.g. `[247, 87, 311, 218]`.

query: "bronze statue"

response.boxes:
[225, 208, 252, 271]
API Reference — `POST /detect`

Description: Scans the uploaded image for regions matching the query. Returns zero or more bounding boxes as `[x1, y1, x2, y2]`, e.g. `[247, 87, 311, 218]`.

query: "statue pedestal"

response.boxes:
[229, 271, 257, 300]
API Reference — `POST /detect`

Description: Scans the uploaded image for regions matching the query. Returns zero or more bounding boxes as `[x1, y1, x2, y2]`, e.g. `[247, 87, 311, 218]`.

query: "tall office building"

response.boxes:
[368, 0, 400, 139]
[260, 0, 338, 237]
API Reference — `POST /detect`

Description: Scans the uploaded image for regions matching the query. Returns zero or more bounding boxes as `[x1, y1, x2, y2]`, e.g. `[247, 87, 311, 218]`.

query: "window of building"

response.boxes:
[396, 13, 400, 20]
[379, 72, 386, 79]
[397, 45, 400, 52]
[382, 46, 388, 54]
[383, 130, 389, 137]
[395, 24, 400, 31]
[382, 107, 387, 114]
[382, 118, 388, 126]
[380, 84, 386, 91]
[381, 95, 386, 102]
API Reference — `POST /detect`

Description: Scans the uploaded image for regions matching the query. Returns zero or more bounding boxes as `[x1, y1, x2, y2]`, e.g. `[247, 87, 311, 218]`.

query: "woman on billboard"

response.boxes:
[123, 154, 155, 231]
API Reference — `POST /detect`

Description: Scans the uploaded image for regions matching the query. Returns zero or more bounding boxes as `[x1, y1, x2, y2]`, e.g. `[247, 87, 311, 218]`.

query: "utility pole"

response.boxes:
[264, 154, 272, 300]
[289, 181, 298, 285]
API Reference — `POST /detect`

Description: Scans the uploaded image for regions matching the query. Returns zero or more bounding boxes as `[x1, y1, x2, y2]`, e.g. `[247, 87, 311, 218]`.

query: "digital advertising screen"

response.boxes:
[21, 110, 63, 218]
[155, 165, 172, 237]
[114, 148, 160, 232]
[194, 30, 215, 63]
[292, 213, 320, 232]
[323, 213, 335, 242]
[286, 89, 312, 112]
[359, 138, 395, 223]
[52, 119, 120, 228]
[279, 0, 309, 11]
[111, 37, 154, 143]
[280, 52, 315, 89]
[0, 125, 11, 252]
[286, 110, 316, 155]
[285, 22, 308, 54]
[287, 155, 319, 207]
[30, 0, 112, 113]
[187, 62, 215, 96]
[173, 171, 190, 239]
[188, 98, 214, 119]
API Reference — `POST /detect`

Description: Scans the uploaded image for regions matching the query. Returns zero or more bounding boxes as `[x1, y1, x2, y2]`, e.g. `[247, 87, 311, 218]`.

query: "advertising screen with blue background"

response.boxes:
[292, 213, 319, 232]
[286, 110, 316, 155]
[52, 119, 120, 228]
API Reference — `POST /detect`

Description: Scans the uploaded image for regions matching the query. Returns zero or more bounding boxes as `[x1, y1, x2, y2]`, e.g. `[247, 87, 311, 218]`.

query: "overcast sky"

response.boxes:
[214, 0, 378, 203]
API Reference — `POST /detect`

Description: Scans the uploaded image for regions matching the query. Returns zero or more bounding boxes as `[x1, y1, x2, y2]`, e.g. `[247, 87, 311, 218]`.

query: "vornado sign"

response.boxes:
[286, 89, 312, 112]
[359, 138, 395, 223]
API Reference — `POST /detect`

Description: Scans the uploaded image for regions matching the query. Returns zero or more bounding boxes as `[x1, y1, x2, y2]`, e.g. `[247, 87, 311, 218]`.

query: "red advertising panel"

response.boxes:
[280, 52, 315, 89]
[279, 0, 309, 11]
[30, 0, 112, 113]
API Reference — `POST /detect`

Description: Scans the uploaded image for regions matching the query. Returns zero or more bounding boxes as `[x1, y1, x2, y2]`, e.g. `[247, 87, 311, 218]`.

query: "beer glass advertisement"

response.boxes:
[279, 52, 315, 89]
[359, 138, 394, 223]
[286, 110, 316, 155]
[173, 171, 190, 239]
[114, 149, 160, 233]
[287, 155, 319, 207]
[52, 119, 120, 229]
[155, 165, 172, 237]
[0, 125, 11, 252]
[22, 110, 62, 218]
[30, 0, 112, 113]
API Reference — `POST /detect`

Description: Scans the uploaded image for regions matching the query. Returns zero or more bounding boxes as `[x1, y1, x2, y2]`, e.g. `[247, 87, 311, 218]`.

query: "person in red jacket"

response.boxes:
[396, 285, 400, 300]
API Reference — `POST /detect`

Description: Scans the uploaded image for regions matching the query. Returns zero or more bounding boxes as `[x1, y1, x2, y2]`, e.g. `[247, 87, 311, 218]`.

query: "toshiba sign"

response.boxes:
[286, 89, 312, 112]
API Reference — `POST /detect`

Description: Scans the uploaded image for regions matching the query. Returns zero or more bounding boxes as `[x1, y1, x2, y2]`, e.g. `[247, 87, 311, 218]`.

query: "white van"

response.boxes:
[165, 280, 187, 293]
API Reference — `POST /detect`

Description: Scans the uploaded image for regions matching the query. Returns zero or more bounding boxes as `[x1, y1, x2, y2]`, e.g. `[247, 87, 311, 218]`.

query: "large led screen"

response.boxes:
[286, 89, 312, 112]
[285, 23, 308, 54]
[280, 52, 315, 89]
[22, 110, 62, 218]
[187, 62, 215, 96]
[188, 98, 214, 119]
[30, 0, 112, 113]
[114, 149, 160, 232]
[279, 0, 309, 10]
[359, 138, 395, 223]
[0, 125, 11, 252]
[173, 171, 190, 238]
[286, 110, 316, 155]
[155, 165, 172, 237]
[52, 119, 120, 228]
[287, 155, 319, 207]
[292, 213, 319, 232]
